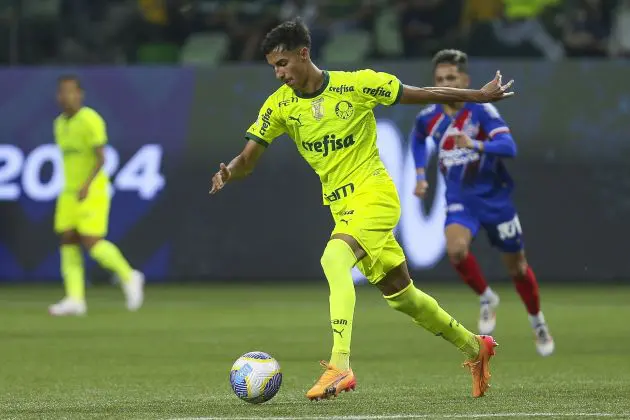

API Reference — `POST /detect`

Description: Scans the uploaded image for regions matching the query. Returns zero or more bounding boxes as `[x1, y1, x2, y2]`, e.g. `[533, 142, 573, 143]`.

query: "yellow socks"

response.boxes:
[320, 239, 357, 370]
[330, 352, 350, 371]
[89, 240, 133, 284]
[60, 245, 85, 300]
[320, 238, 479, 367]
[385, 283, 480, 359]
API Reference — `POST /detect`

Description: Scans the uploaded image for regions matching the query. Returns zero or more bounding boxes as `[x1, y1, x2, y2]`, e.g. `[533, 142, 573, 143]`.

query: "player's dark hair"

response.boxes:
[261, 18, 311, 55]
[57, 74, 82, 90]
[432, 49, 468, 73]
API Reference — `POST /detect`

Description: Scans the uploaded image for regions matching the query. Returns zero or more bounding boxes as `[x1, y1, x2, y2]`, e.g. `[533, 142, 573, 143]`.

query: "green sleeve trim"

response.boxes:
[391, 80, 404, 106]
[245, 132, 269, 147]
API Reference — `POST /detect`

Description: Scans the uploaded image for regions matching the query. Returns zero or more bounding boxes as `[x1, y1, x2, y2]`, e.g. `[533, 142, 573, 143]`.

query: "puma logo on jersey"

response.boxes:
[288, 114, 303, 126]
[302, 133, 355, 157]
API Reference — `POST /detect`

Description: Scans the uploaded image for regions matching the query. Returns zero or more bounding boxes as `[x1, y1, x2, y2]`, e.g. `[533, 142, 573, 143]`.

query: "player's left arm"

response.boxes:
[454, 104, 517, 157]
[400, 71, 514, 104]
[357, 69, 513, 107]
[79, 111, 107, 200]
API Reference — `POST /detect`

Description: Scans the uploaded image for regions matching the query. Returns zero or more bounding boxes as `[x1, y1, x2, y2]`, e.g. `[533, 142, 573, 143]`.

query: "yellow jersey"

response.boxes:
[245, 69, 403, 205]
[54, 106, 109, 193]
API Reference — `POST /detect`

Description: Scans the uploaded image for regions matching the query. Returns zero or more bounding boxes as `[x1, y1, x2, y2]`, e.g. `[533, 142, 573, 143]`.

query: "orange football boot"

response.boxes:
[306, 361, 356, 401]
[463, 335, 498, 398]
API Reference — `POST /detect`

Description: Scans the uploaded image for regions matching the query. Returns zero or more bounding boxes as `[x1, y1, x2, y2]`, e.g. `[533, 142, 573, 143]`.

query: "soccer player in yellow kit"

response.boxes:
[49, 75, 144, 316]
[210, 20, 514, 399]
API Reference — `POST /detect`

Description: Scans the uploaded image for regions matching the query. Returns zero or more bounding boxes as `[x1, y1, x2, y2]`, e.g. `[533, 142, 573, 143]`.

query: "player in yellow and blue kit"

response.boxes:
[210, 19, 514, 399]
[49, 75, 144, 316]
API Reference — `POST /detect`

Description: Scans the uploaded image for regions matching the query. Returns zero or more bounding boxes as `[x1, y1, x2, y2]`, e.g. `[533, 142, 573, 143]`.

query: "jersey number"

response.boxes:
[497, 215, 523, 241]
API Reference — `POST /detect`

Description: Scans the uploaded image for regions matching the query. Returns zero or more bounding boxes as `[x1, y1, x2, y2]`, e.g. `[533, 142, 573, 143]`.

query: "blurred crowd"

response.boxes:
[0, 0, 628, 65]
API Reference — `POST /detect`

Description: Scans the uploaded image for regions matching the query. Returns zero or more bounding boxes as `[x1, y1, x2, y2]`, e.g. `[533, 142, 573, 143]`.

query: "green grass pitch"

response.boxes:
[1, 282, 629, 419]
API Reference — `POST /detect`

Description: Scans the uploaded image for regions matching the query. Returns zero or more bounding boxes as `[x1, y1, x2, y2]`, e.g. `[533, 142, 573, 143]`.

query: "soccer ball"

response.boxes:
[229, 351, 282, 404]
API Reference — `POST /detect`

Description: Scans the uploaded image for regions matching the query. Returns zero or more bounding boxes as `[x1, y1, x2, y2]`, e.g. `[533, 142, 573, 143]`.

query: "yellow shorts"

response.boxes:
[329, 171, 406, 284]
[54, 190, 110, 237]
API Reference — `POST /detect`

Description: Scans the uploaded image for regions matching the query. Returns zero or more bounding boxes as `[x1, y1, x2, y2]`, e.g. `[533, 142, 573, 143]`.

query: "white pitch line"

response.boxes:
[169, 413, 626, 420]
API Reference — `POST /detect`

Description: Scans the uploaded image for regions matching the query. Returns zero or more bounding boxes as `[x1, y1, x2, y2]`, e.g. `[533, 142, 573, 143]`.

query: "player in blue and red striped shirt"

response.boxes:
[411, 50, 554, 356]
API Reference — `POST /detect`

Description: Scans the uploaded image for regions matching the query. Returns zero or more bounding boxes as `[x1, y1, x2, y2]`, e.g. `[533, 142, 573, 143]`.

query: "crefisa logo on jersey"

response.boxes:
[328, 85, 355, 94]
[302, 133, 355, 157]
[362, 86, 391, 98]
[259, 108, 273, 135]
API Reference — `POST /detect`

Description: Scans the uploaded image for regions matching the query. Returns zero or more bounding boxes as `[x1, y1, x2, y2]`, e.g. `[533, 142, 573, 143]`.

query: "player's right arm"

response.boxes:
[210, 141, 266, 194]
[209, 95, 286, 195]
[79, 110, 108, 200]
[411, 114, 429, 199]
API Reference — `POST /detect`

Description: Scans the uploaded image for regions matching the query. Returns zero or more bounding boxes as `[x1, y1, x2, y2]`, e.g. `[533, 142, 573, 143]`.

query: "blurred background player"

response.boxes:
[49, 75, 145, 316]
[210, 19, 515, 400]
[411, 50, 554, 357]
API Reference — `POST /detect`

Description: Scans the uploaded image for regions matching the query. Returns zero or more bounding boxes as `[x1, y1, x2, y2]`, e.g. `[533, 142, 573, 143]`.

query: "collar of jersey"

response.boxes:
[294, 70, 330, 99]
[437, 102, 472, 118]
[62, 106, 86, 120]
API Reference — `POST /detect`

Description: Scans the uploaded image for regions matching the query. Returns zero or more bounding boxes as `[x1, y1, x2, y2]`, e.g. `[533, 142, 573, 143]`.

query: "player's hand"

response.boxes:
[414, 180, 429, 199]
[78, 185, 89, 201]
[479, 70, 514, 102]
[209, 163, 231, 195]
[453, 132, 474, 149]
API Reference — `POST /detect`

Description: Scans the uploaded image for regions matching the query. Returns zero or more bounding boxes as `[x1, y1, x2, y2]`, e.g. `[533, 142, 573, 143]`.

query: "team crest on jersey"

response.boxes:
[462, 120, 479, 138]
[335, 101, 354, 120]
[311, 97, 324, 120]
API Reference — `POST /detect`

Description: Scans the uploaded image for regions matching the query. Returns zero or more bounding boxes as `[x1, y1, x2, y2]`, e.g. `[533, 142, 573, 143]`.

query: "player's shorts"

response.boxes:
[445, 199, 524, 253]
[54, 189, 110, 237]
[329, 170, 406, 284]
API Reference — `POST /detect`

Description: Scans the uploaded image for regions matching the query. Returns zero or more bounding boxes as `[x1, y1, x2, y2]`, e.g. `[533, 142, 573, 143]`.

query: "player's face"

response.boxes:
[433, 64, 469, 89]
[57, 80, 83, 111]
[266, 47, 309, 90]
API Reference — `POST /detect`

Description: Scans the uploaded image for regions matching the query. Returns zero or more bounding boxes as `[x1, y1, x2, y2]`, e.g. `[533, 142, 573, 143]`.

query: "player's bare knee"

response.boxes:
[446, 239, 468, 265]
[330, 233, 366, 261]
[377, 263, 411, 296]
[80, 235, 102, 251]
[506, 255, 528, 278]
[60, 230, 81, 245]
[510, 262, 529, 279]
